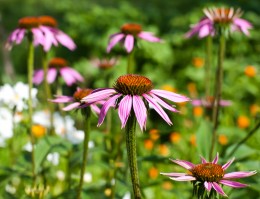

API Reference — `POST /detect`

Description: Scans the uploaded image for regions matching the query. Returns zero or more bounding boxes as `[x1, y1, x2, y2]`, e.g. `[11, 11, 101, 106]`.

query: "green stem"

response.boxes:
[125, 113, 142, 199]
[228, 120, 260, 157]
[27, 32, 36, 186]
[127, 50, 135, 74]
[42, 50, 54, 135]
[205, 36, 212, 98]
[76, 107, 91, 199]
[210, 34, 226, 160]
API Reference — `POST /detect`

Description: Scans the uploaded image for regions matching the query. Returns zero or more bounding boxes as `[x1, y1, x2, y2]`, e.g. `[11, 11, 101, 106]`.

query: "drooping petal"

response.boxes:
[149, 93, 179, 112]
[170, 159, 195, 170]
[233, 18, 252, 36]
[151, 89, 190, 103]
[212, 182, 227, 197]
[204, 182, 212, 191]
[160, 172, 187, 177]
[49, 95, 74, 103]
[223, 171, 257, 179]
[169, 176, 196, 181]
[82, 88, 116, 103]
[63, 102, 80, 111]
[31, 28, 46, 47]
[55, 30, 77, 51]
[107, 33, 125, 53]
[67, 67, 84, 82]
[219, 180, 248, 188]
[38, 26, 58, 51]
[60, 67, 77, 86]
[33, 69, 44, 85]
[198, 24, 212, 38]
[98, 94, 121, 126]
[143, 93, 172, 125]
[47, 68, 58, 83]
[124, 35, 134, 53]
[90, 104, 101, 115]
[138, 32, 162, 42]
[222, 157, 235, 170]
[132, 95, 147, 131]
[118, 95, 132, 129]
[212, 152, 219, 164]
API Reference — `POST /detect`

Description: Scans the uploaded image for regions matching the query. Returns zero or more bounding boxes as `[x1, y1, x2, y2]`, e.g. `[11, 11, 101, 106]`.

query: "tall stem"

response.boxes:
[205, 36, 212, 98]
[27, 33, 36, 186]
[42, 50, 54, 135]
[210, 34, 226, 159]
[76, 107, 91, 199]
[125, 113, 141, 199]
[127, 50, 135, 74]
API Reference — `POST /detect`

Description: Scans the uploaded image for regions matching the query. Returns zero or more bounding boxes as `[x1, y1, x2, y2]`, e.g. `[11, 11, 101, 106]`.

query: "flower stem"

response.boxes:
[76, 107, 91, 199]
[125, 113, 142, 199]
[205, 36, 212, 98]
[27, 32, 36, 186]
[210, 34, 226, 160]
[42, 50, 54, 135]
[127, 49, 135, 74]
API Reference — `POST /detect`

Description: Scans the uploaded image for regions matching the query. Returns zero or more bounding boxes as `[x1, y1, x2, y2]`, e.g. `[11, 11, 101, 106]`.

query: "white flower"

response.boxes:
[46, 152, 60, 166]
[83, 172, 92, 183]
[23, 142, 33, 152]
[122, 192, 131, 199]
[0, 107, 13, 146]
[56, 170, 65, 181]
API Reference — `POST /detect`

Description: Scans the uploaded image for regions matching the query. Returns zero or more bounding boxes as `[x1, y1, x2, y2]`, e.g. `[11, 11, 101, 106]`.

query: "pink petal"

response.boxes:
[31, 28, 45, 47]
[160, 172, 187, 177]
[132, 95, 147, 131]
[66, 67, 84, 82]
[82, 88, 116, 103]
[50, 95, 74, 103]
[170, 159, 195, 170]
[124, 35, 134, 53]
[198, 24, 212, 38]
[39, 26, 58, 51]
[33, 69, 44, 85]
[90, 104, 101, 115]
[151, 89, 190, 103]
[118, 95, 132, 129]
[98, 94, 121, 126]
[47, 68, 58, 83]
[200, 155, 208, 164]
[212, 182, 227, 197]
[60, 67, 77, 86]
[149, 93, 179, 112]
[63, 102, 80, 111]
[107, 33, 125, 53]
[223, 171, 257, 179]
[212, 153, 219, 164]
[204, 182, 212, 191]
[222, 157, 235, 170]
[138, 32, 162, 42]
[220, 179, 248, 188]
[143, 93, 172, 125]
[55, 30, 77, 51]
[169, 176, 196, 181]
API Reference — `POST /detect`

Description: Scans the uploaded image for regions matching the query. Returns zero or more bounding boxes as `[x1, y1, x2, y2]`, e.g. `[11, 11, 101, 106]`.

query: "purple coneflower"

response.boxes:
[33, 57, 84, 86]
[38, 16, 76, 51]
[81, 74, 189, 131]
[91, 57, 118, 70]
[192, 96, 232, 108]
[50, 88, 101, 114]
[185, 7, 252, 38]
[161, 153, 257, 197]
[107, 23, 162, 53]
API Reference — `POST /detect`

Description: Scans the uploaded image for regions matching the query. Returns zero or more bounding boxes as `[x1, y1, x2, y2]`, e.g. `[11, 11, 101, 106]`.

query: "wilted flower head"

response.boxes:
[185, 7, 252, 38]
[50, 87, 101, 114]
[33, 57, 84, 86]
[82, 74, 189, 130]
[161, 153, 257, 197]
[107, 23, 162, 53]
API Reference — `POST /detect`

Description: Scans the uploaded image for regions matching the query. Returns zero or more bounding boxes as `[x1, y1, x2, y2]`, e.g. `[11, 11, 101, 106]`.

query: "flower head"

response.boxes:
[33, 57, 84, 86]
[185, 7, 252, 38]
[161, 153, 257, 197]
[50, 87, 101, 114]
[91, 57, 118, 70]
[107, 23, 162, 53]
[82, 74, 189, 131]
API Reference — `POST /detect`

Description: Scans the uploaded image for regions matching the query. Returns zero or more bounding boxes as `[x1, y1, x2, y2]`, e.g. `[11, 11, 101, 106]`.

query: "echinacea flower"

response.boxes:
[33, 57, 84, 86]
[91, 57, 118, 70]
[50, 87, 101, 114]
[107, 23, 162, 53]
[82, 74, 189, 130]
[185, 7, 252, 38]
[192, 96, 231, 108]
[161, 153, 257, 197]
[38, 16, 76, 51]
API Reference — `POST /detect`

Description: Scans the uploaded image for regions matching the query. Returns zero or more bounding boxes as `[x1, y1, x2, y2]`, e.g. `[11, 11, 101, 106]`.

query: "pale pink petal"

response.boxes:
[65, 67, 84, 82]
[192, 100, 203, 106]
[219, 180, 248, 188]
[31, 28, 45, 47]
[50, 95, 74, 103]
[222, 157, 235, 170]
[138, 32, 162, 42]
[124, 35, 134, 53]
[143, 93, 172, 125]
[233, 18, 252, 36]
[82, 88, 116, 103]
[107, 33, 125, 52]
[39, 26, 58, 51]
[60, 67, 77, 86]
[47, 68, 58, 83]
[169, 176, 196, 181]
[149, 93, 179, 112]
[204, 182, 212, 191]
[55, 30, 77, 51]
[132, 95, 147, 131]
[212, 182, 227, 197]
[160, 172, 187, 177]
[212, 153, 219, 164]
[98, 94, 121, 126]
[90, 104, 101, 115]
[33, 69, 44, 85]
[223, 171, 257, 179]
[198, 24, 211, 38]
[170, 159, 195, 170]
[151, 89, 190, 103]
[118, 95, 132, 129]
[63, 102, 81, 111]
